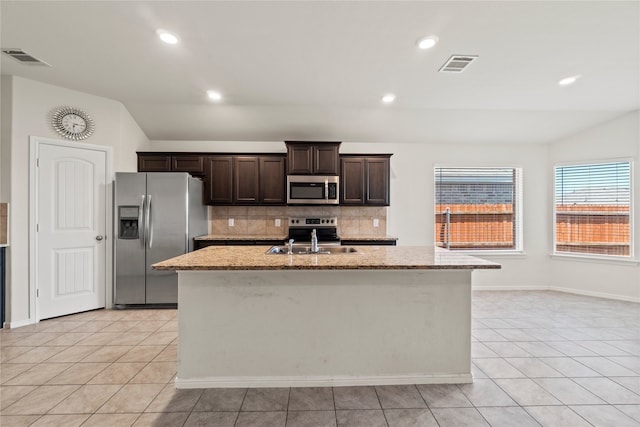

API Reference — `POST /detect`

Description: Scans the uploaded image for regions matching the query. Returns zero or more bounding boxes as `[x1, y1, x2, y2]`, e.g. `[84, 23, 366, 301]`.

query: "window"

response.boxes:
[554, 161, 631, 257]
[434, 167, 522, 251]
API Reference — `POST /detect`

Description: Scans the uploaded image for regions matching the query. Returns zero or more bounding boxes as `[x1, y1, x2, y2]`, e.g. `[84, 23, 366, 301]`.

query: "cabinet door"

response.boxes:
[340, 157, 365, 204]
[138, 154, 171, 172]
[287, 144, 313, 174]
[234, 157, 259, 204]
[314, 144, 340, 175]
[172, 155, 204, 174]
[365, 157, 390, 205]
[260, 156, 286, 204]
[205, 156, 233, 204]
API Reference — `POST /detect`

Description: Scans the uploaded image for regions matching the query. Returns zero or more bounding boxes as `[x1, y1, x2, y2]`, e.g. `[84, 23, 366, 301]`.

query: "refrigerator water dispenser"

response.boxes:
[118, 206, 139, 239]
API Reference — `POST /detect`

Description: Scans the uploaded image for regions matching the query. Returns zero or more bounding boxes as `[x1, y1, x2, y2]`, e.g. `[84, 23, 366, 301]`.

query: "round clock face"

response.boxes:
[51, 107, 95, 140]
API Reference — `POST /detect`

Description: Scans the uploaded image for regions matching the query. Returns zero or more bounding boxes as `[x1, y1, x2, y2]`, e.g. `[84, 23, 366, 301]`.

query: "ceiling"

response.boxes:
[1, 1, 639, 144]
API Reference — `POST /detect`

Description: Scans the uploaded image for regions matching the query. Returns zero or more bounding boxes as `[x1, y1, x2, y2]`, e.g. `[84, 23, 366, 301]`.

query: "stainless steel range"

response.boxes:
[287, 217, 340, 244]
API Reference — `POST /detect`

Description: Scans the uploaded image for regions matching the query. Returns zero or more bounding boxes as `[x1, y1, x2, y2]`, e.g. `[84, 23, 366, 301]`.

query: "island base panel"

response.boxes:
[176, 269, 472, 388]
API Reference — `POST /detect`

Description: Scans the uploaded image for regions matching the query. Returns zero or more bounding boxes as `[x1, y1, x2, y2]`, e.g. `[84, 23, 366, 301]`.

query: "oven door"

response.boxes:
[287, 176, 339, 205]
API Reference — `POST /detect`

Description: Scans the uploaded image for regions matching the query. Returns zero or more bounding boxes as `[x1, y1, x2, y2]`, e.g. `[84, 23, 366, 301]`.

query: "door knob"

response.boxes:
[95, 235, 104, 241]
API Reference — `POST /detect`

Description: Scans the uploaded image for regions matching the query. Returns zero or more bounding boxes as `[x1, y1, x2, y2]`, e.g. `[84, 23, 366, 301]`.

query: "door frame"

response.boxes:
[29, 136, 113, 322]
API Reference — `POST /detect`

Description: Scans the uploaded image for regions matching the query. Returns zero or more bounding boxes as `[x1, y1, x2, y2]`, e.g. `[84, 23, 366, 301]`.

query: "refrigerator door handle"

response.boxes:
[147, 195, 153, 249]
[140, 195, 146, 248]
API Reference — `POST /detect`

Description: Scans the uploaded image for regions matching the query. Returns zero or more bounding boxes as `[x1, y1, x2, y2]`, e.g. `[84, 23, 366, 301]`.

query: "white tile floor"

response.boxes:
[1, 290, 639, 426]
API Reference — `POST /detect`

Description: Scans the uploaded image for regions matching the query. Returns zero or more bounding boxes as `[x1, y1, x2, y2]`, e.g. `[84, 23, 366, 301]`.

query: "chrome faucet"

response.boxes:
[310, 229, 319, 253]
[287, 239, 294, 255]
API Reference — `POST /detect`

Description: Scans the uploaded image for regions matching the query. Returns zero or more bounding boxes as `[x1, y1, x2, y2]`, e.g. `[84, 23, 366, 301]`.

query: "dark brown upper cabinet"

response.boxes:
[205, 155, 234, 204]
[340, 157, 365, 204]
[138, 149, 392, 207]
[172, 155, 204, 174]
[340, 155, 391, 206]
[204, 154, 285, 206]
[137, 153, 204, 176]
[234, 157, 260, 204]
[285, 142, 341, 175]
[259, 156, 286, 204]
[137, 154, 172, 172]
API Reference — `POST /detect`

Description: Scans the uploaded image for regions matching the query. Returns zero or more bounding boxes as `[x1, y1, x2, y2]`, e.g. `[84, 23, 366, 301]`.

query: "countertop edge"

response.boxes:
[155, 265, 501, 271]
[152, 246, 501, 271]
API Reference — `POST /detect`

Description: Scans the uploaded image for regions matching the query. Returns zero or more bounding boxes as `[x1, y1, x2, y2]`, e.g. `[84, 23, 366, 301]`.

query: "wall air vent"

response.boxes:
[2, 49, 50, 66]
[439, 55, 478, 73]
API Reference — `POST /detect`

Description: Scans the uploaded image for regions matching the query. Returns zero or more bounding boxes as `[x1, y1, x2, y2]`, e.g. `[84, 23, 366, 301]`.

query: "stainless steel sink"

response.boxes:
[265, 245, 358, 255]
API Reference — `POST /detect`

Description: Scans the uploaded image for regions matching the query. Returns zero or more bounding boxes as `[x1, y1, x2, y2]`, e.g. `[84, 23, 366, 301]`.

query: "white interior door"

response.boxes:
[37, 142, 107, 320]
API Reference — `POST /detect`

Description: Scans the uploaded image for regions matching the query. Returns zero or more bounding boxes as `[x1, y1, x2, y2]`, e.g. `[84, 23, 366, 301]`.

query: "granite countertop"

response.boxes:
[194, 234, 397, 241]
[153, 245, 501, 271]
[194, 234, 287, 241]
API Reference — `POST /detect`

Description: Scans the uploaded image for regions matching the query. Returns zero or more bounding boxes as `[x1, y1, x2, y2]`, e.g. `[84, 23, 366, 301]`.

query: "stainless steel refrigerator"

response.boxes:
[114, 172, 207, 306]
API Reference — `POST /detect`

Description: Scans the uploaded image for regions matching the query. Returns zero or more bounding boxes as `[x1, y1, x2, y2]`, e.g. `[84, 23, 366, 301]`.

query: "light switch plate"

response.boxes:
[373, 218, 379, 227]
[275, 219, 281, 227]
[228, 218, 234, 227]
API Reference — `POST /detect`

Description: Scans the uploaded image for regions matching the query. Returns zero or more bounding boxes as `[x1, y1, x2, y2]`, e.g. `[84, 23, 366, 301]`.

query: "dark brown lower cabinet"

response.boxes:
[341, 239, 397, 246]
[194, 239, 285, 250]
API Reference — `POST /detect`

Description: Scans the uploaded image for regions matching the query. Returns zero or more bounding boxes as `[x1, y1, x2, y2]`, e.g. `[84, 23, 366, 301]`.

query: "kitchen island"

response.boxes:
[153, 245, 500, 388]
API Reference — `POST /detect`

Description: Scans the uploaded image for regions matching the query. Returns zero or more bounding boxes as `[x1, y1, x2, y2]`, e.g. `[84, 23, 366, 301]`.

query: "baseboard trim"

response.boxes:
[5, 318, 36, 329]
[472, 285, 546, 291]
[175, 373, 473, 389]
[548, 286, 640, 303]
[473, 285, 639, 303]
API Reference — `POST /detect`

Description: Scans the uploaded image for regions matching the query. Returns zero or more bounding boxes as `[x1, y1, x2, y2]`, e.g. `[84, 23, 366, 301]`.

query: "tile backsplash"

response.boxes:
[208, 206, 387, 236]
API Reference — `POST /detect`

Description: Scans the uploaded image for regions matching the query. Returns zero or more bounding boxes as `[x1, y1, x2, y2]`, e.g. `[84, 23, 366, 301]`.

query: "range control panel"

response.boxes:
[289, 217, 338, 228]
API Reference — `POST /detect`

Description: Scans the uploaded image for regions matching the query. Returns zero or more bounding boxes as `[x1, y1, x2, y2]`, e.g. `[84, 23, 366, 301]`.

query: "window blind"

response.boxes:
[554, 161, 631, 257]
[434, 167, 521, 251]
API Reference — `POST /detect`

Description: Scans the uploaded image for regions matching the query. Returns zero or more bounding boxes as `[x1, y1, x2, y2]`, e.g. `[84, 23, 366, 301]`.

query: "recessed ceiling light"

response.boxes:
[157, 30, 179, 45]
[417, 35, 439, 50]
[381, 94, 396, 104]
[558, 74, 581, 86]
[207, 90, 223, 101]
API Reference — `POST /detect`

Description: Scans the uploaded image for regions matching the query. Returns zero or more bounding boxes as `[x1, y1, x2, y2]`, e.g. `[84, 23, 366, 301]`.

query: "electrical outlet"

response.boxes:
[373, 218, 379, 228]
[228, 218, 234, 227]
[275, 219, 281, 227]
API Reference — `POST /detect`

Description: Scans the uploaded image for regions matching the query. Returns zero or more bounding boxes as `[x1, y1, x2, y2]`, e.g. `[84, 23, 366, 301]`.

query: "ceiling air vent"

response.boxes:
[439, 55, 478, 73]
[2, 49, 50, 66]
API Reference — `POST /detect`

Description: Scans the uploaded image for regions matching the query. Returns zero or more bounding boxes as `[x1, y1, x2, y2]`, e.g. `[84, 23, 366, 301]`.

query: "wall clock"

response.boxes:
[51, 106, 95, 141]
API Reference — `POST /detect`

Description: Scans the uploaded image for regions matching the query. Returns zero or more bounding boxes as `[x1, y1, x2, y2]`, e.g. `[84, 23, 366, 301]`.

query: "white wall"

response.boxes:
[2, 76, 148, 325]
[548, 111, 640, 301]
[1, 76, 12, 203]
[150, 139, 551, 289]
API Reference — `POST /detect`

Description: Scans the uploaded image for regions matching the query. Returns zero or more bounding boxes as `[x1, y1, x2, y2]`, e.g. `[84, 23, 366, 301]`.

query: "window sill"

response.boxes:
[549, 253, 640, 266]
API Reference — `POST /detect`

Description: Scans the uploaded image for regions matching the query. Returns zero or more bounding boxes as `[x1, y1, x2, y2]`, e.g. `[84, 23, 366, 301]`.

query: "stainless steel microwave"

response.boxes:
[287, 175, 339, 205]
